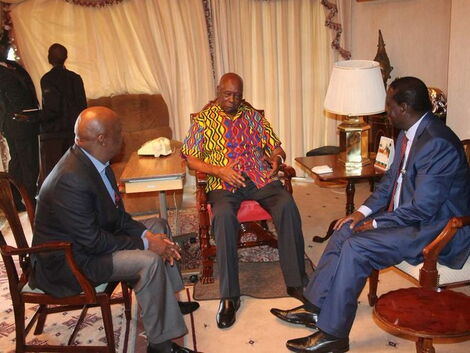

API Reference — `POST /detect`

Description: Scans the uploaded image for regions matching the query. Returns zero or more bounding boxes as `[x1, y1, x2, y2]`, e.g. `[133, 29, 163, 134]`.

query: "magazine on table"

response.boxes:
[374, 136, 394, 171]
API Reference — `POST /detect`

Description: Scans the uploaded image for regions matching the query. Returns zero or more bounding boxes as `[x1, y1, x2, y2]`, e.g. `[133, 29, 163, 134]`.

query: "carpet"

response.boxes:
[166, 207, 316, 298]
[193, 258, 315, 300]
[169, 208, 283, 274]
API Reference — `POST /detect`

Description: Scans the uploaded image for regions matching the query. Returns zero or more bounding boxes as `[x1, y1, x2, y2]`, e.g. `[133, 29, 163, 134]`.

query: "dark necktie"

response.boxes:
[387, 135, 409, 211]
[105, 165, 121, 205]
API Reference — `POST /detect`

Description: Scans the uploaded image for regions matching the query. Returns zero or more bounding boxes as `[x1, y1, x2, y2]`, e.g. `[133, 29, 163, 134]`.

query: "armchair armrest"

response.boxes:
[0, 241, 98, 303]
[420, 216, 470, 288]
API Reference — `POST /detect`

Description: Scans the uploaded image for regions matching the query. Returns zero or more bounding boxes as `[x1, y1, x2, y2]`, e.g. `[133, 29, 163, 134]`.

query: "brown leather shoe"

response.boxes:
[286, 330, 349, 353]
[270, 305, 318, 328]
[216, 297, 241, 328]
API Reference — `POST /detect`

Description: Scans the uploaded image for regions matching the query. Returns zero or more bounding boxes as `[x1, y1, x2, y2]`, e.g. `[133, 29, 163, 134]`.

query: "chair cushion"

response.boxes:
[22, 282, 109, 294]
[207, 200, 272, 223]
[395, 257, 470, 286]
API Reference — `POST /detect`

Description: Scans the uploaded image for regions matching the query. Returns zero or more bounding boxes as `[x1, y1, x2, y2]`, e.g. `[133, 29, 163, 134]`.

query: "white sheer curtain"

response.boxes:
[210, 0, 337, 168]
[9, 0, 214, 140]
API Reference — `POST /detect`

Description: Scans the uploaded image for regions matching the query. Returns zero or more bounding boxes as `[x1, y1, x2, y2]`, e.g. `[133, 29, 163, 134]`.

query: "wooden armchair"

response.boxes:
[0, 172, 132, 353]
[373, 216, 470, 353]
[192, 99, 296, 283]
[196, 165, 296, 283]
[368, 139, 470, 306]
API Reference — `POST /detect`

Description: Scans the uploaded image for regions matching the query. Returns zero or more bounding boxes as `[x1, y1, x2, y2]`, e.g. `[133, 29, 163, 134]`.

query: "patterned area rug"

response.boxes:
[166, 208, 315, 299]
[167, 208, 281, 275]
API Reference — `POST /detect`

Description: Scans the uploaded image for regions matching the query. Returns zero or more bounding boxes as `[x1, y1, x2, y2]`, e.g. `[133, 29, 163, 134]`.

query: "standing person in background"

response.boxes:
[0, 31, 39, 210]
[38, 43, 87, 186]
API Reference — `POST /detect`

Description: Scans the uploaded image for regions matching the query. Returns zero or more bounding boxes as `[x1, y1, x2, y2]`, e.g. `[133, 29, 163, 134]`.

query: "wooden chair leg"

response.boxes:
[121, 282, 132, 321]
[313, 219, 336, 243]
[199, 223, 215, 283]
[15, 304, 26, 353]
[33, 304, 47, 334]
[368, 269, 379, 306]
[68, 305, 88, 345]
[416, 337, 435, 353]
[100, 297, 116, 353]
[201, 253, 215, 284]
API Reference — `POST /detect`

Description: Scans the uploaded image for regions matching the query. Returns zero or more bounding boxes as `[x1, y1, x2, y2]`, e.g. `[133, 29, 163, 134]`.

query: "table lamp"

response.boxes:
[324, 60, 386, 170]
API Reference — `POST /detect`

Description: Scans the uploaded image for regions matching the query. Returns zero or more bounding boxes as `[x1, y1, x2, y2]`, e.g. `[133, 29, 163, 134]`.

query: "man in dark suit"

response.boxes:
[0, 33, 39, 210]
[271, 77, 470, 353]
[30, 106, 198, 353]
[38, 43, 87, 186]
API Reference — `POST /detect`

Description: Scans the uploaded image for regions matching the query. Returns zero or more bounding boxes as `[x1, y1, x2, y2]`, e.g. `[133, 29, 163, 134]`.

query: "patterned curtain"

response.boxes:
[320, 0, 351, 60]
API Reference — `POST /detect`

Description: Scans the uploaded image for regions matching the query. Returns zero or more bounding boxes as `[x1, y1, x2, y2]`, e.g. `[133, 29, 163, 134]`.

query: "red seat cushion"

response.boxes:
[207, 200, 272, 223]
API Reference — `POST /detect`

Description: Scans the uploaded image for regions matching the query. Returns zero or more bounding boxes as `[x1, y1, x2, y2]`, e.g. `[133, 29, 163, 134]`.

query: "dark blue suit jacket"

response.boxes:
[364, 112, 470, 268]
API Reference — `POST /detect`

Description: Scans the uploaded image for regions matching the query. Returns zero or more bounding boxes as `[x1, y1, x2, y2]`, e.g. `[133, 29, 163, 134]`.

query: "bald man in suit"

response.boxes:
[30, 107, 198, 353]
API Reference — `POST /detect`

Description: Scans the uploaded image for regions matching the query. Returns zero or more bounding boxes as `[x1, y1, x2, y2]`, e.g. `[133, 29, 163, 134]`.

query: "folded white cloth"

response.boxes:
[311, 165, 333, 174]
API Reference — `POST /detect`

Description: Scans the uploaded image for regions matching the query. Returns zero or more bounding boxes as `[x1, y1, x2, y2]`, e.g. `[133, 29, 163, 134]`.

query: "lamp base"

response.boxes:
[338, 116, 371, 170]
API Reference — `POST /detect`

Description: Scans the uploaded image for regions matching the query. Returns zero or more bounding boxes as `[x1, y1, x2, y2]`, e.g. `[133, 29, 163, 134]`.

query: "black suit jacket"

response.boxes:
[0, 60, 39, 139]
[40, 66, 87, 134]
[31, 145, 145, 297]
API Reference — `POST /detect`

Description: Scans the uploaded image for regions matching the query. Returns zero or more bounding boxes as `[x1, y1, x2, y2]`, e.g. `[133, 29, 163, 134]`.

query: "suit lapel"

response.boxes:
[71, 146, 118, 208]
[403, 112, 433, 171]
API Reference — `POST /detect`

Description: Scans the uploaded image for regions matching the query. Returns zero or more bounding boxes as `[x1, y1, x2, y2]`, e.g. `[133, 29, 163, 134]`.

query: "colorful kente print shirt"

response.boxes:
[181, 102, 281, 192]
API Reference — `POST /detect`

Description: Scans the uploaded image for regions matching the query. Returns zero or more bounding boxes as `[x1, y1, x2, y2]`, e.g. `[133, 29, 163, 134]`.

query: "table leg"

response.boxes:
[346, 180, 355, 215]
[312, 179, 356, 243]
[159, 191, 168, 219]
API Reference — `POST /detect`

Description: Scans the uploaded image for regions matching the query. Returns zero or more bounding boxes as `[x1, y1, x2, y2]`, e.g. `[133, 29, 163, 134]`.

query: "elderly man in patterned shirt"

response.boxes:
[181, 72, 307, 329]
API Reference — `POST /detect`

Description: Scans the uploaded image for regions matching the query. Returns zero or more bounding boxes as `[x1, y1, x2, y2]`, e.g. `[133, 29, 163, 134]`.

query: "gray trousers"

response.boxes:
[208, 179, 307, 298]
[108, 217, 187, 344]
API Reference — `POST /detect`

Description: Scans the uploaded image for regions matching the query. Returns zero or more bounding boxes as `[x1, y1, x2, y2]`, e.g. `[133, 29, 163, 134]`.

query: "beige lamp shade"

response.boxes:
[324, 60, 386, 116]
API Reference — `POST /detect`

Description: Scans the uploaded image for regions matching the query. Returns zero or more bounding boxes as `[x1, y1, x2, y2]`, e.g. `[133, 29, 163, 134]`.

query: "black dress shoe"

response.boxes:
[178, 301, 200, 315]
[287, 286, 308, 303]
[270, 304, 318, 328]
[216, 297, 240, 328]
[147, 342, 198, 353]
[286, 330, 349, 353]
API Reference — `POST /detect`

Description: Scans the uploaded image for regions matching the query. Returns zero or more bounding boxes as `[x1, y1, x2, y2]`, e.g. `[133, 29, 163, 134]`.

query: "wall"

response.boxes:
[350, 0, 451, 92]
[447, 0, 470, 139]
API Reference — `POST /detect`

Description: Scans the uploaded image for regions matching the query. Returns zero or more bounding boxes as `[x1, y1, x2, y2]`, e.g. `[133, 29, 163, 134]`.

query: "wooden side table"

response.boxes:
[296, 155, 384, 242]
[296, 155, 383, 215]
[120, 141, 185, 219]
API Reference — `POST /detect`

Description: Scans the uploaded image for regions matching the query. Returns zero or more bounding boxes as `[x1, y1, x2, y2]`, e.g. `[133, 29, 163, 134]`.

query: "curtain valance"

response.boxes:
[64, 0, 124, 7]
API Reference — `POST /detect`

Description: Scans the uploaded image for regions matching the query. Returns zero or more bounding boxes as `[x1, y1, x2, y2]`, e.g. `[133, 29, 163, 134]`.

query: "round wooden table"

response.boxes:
[374, 287, 470, 353]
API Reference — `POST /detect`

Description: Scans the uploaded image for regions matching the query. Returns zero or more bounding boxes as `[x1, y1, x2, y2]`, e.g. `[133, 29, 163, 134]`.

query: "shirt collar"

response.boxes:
[80, 147, 109, 174]
[405, 112, 427, 142]
[215, 102, 247, 120]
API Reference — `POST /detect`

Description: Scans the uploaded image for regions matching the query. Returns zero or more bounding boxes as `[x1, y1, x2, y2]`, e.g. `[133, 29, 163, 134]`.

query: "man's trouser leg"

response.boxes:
[253, 181, 307, 288]
[5, 135, 38, 207]
[108, 217, 186, 344]
[304, 223, 418, 338]
[208, 190, 242, 298]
